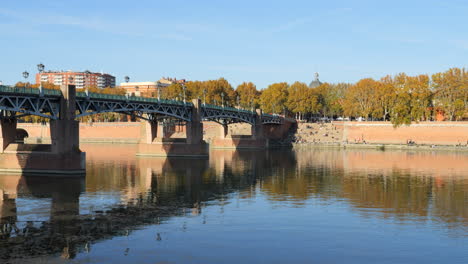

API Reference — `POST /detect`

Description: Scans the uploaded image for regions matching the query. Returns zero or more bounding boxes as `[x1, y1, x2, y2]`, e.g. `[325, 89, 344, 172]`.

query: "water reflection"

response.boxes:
[0, 145, 467, 261]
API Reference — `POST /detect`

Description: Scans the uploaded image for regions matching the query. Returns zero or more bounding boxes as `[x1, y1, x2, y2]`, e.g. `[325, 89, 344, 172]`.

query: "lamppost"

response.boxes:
[250, 100, 254, 111]
[203, 89, 207, 105]
[157, 81, 161, 100]
[221, 92, 225, 108]
[237, 95, 240, 109]
[22, 71, 29, 89]
[37, 63, 45, 95]
[182, 84, 186, 104]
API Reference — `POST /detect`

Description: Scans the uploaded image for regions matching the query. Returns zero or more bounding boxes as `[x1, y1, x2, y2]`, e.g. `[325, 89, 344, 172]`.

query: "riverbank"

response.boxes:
[291, 142, 468, 152]
[17, 121, 468, 151]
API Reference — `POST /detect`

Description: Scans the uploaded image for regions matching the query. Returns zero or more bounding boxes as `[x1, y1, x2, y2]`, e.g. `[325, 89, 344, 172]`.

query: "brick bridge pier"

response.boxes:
[137, 99, 209, 157]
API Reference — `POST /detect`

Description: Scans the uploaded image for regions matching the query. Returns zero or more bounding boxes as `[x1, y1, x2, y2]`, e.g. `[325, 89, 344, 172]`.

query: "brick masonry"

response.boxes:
[18, 121, 468, 146]
[337, 121, 468, 145]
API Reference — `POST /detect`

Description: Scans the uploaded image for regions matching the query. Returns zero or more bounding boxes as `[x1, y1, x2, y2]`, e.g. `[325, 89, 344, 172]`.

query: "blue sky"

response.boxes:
[0, 0, 466, 89]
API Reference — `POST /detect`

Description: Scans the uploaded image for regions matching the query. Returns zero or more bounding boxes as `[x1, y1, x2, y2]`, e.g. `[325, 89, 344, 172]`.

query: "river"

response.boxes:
[0, 144, 467, 263]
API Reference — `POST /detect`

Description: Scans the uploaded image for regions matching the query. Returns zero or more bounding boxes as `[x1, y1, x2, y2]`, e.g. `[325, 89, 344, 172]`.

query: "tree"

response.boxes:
[432, 68, 467, 121]
[186, 81, 204, 101]
[236, 82, 259, 109]
[407, 74, 432, 122]
[260, 82, 289, 114]
[199, 78, 236, 106]
[313, 83, 349, 118]
[375, 75, 397, 121]
[389, 73, 413, 126]
[162, 83, 185, 100]
[286, 82, 318, 119]
[343, 78, 379, 119]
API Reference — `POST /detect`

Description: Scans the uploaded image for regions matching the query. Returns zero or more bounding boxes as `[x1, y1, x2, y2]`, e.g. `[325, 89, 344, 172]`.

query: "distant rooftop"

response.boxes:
[309, 72, 323, 88]
[40, 70, 113, 76]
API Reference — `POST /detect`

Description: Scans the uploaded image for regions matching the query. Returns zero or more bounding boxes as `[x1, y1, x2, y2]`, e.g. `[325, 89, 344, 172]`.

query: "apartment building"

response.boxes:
[36, 70, 116, 89]
[120, 77, 186, 97]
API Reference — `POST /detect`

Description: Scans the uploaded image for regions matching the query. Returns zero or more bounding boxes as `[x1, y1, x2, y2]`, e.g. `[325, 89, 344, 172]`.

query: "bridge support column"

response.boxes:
[137, 99, 208, 157]
[0, 119, 17, 153]
[211, 109, 266, 149]
[141, 120, 167, 144]
[218, 124, 229, 139]
[252, 109, 264, 140]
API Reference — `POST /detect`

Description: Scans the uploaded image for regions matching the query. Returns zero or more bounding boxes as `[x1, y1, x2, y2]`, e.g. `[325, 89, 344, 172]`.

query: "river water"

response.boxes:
[0, 144, 467, 263]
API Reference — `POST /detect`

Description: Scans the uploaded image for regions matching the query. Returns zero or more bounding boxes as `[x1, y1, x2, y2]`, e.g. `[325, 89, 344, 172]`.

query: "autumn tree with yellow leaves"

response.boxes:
[260, 82, 289, 114]
[236, 82, 260, 109]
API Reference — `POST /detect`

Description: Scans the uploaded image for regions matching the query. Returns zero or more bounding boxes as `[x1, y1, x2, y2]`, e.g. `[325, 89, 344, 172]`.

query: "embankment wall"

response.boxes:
[337, 122, 468, 145]
[17, 121, 468, 146]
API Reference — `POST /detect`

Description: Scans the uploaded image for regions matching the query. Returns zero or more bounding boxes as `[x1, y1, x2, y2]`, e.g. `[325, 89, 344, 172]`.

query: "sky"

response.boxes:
[0, 0, 467, 89]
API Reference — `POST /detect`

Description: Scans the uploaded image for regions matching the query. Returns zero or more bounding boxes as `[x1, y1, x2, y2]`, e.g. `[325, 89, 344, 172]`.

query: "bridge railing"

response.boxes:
[0, 85, 62, 96]
[262, 113, 279, 118]
[202, 103, 255, 115]
[75, 92, 193, 106]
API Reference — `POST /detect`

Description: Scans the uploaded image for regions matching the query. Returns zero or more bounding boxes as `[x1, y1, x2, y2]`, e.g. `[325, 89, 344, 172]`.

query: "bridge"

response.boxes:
[0, 85, 282, 124]
[0, 85, 290, 174]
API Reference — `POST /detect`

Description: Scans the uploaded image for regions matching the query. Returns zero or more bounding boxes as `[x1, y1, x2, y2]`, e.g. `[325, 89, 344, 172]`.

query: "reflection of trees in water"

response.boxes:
[261, 149, 468, 230]
[0, 148, 467, 261]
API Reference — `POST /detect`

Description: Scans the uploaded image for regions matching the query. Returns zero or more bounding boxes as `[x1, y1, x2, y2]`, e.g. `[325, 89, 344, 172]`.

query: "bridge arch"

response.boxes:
[15, 128, 29, 143]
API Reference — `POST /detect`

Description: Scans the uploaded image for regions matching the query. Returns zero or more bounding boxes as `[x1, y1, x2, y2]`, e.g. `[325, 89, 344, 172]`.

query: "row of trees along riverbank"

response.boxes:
[14, 67, 467, 126]
[163, 67, 467, 126]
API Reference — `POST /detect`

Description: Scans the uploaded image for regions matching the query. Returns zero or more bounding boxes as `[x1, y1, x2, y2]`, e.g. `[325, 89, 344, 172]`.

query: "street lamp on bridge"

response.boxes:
[157, 81, 161, 100]
[203, 89, 206, 105]
[221, 92, 225, 108]
[37, 63, 45, 95]
[22, 71, 29, 89]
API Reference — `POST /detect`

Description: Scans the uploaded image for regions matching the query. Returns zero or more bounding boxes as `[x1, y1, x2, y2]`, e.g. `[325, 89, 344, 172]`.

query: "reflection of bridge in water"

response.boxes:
[1, 147, 467, 260]
[0, 85, 290, 174]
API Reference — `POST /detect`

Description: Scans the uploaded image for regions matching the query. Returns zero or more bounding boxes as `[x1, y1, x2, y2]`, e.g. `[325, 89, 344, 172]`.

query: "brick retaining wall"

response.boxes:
[338, 121, 468, 145]
[17, 121, 468, 146]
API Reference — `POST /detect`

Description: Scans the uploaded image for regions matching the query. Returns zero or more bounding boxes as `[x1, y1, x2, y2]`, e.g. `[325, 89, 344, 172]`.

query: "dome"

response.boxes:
[309, 72, 322, 88]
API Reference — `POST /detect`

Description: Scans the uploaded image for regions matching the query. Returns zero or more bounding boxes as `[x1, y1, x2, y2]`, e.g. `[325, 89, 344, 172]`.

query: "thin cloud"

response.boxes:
[0, 7, 195, 41]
